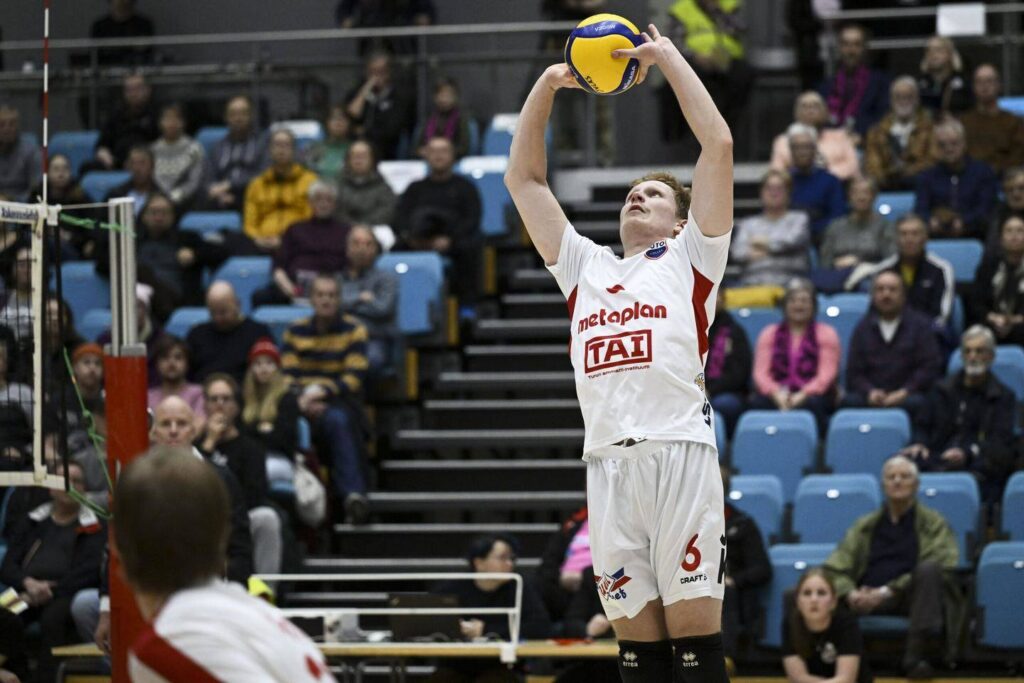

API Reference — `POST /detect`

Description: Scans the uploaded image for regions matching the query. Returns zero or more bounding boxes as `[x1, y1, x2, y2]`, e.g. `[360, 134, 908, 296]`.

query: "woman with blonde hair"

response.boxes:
[242, 338, 299, 485]
[918, 36, 971, 115]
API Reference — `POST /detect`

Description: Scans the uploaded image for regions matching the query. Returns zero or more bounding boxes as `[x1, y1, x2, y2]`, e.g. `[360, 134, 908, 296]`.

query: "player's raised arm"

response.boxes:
[614, 25, 734, 237]
[504, 65, 580, 265]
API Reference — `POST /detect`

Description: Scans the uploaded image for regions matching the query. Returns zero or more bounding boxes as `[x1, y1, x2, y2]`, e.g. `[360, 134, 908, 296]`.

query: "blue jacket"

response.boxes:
[846, 307, 942, 395]
[818, 68, 890, 136]
[790, 167, 848, 237]
[913, 157, 998, 239]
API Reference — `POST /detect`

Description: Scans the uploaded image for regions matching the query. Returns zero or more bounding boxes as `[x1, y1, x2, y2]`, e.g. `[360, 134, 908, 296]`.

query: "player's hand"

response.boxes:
[900, 443, 930, 461]
[585, 613, 612, 638]
[941, 447, 966, 467]
[866, 389, 886, 407]
[543, 63, 582, 92]
[611, 24, 674, 85]
[95, 611, 112, 655]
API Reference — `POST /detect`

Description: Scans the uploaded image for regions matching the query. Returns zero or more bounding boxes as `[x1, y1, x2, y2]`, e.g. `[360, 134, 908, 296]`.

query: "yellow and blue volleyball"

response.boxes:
[564, 14, 643, 95]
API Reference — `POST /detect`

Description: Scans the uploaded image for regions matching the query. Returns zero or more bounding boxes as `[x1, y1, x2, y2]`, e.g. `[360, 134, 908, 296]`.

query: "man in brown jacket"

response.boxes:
[960, 64, 1024, 175]
[865, 77, 935, 191]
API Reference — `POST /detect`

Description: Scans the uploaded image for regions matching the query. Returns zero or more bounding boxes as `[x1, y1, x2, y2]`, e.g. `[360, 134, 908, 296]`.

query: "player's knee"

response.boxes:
[618, 639, 673, 682]
[671, 633, 729, 683]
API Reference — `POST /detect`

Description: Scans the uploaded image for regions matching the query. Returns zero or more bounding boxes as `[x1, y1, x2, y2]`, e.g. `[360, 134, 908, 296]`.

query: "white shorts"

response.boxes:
[587, 441, 726, 621]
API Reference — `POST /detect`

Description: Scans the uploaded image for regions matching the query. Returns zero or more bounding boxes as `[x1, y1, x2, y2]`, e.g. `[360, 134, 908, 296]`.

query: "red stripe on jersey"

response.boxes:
[691, 265, 714, 358]
[132, 625, 221, 683]
[566, 286, 578, 356]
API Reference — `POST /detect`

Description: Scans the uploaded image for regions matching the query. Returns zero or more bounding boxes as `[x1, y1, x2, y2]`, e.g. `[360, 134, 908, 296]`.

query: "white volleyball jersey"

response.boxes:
[129, 581, 335, 683]
[547, 213, 731, 459]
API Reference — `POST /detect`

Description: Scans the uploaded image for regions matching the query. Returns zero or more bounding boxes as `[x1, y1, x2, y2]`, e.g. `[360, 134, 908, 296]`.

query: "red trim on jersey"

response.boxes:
[132, 624, 220, 683]
[566, 286, 578, 356]
[691, 266, 714, 358]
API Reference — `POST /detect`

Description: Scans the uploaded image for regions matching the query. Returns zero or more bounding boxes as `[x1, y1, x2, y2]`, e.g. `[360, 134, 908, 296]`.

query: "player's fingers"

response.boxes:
[641, 31, 653, 44]
[648, 24, 662, 40]
[611, 48, 638, 59]
[636, 63, 650, 84]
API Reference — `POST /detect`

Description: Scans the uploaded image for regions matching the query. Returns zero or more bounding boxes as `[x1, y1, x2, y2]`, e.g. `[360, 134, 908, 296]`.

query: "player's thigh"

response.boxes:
[665, 595, 722, 638]
[610, 597, 669, 642]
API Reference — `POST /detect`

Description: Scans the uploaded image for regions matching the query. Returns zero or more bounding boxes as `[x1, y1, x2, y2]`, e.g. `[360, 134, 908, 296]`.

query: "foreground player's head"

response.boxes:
[620, 172, 690, 253]
[114, 446, 230, 602]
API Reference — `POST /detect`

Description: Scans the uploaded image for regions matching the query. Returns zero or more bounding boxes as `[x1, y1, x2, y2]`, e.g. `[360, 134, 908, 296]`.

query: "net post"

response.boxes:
[30, 209, 45, 484]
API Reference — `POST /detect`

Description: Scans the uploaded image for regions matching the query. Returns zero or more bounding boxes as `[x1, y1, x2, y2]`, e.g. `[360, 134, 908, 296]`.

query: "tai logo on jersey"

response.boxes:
[645, 240, 668, 260]
[584, 330, 653, 374]
[595, 567, 632, 600]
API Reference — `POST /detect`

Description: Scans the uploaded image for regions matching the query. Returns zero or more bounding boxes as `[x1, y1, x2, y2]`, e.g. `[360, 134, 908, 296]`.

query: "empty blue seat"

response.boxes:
[714, 412, 727, 455]
[80, 171, 130, 202]
[49, 130, 100, 177]
[976, 542, 1024, 649]
[825, 408, 910, 476]
[998, 96, 1024, 117]
[947, 345, 1024, 402]
[78, 309, 112, 342]
[196, 126, 228, 158]
[728, 474, 784, 547]
[792, 474, 881, 544]
[1002, 472, 1024, 540]
[760, 543, 835, 647]
[179, 211, 242, 236]
[212, 257, 272, 316]
[819, 294, 869, 371]
[376, 252, 445, 336]
[458, 156, 511, 237]
[164, 306, 209, 339]
[918, 472, 979, 568]
[928, 239, 983, 284]
[253, 305, 313, 345]
[58, 262, 110, 322]
[278, 120, 324, 152]
[731, 410, 817, 502]
[732, 307, 782, 350]
[874, 192, 915, 219]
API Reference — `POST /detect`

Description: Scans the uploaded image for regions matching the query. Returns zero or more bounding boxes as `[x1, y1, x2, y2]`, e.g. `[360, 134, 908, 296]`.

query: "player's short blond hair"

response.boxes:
[630, 172, 691, 219]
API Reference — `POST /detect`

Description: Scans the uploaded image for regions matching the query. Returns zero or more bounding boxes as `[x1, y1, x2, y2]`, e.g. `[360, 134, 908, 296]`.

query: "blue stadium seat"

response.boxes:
[792, 474, 881, 544]
[196, 126, 228, 158]
[976, 542, 1024, 649]
[80, 171, 130, 202]
[164, 306, 209, 339]
[376, 252, 445, 336]
[482, 113, 552, 156]
[950, 294, 965, 337]
[1002, 472, 1024, 540]
[728, 474, 784, 547]
[760, 544, 835, 647]
[78, 309, 112, 342]
[928, 239, 983, 284]
[824, 408, 910, 476]
[874, 192, 915, 219]
[714, 413, 727, 455]
[49, 130, 100, 177]
[731, 410, 817, 502]
[467, 118, 481, 156]
[253, 305, 313, 345]
[458, 156, 511, 237]
[918, 472, 979, 568]
[819, 293, 869, 366]
[212, 257, 272, 316]
[179, 211, 242, 237]
[732, 307, 782, 350]
[947, 345, 1024, 402]
[58, 261, 110, 322]
[998, 96, 1024, 117]
[278, 120, 324, 152]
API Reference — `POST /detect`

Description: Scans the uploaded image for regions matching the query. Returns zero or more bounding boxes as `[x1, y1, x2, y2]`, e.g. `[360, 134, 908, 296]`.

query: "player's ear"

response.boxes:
[674, 218, 686, 236]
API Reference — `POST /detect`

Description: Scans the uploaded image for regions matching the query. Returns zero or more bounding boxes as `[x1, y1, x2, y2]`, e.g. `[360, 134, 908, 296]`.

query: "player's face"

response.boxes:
[620, 181, 682, 245]
[796, 574, 836, 623]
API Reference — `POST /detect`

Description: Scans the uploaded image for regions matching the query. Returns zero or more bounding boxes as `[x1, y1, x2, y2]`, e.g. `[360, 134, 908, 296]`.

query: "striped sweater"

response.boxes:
[281, 314, 369, 397]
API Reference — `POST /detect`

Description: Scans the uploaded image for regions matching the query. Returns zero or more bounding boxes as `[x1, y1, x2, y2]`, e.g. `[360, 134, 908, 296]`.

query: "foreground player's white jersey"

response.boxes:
[547, 212, 731, 458]
[129, 581, 335, 683]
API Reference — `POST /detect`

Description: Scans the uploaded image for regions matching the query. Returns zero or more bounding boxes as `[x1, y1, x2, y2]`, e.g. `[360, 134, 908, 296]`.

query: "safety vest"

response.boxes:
[668, 0, 744, 60]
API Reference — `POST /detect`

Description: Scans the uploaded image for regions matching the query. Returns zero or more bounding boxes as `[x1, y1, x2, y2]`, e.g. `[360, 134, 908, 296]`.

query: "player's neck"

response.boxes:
[134, 591, 170, 621]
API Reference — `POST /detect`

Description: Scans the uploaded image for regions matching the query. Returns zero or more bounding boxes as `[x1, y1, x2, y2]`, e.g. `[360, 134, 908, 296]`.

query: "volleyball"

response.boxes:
[564, 14, 643, 95]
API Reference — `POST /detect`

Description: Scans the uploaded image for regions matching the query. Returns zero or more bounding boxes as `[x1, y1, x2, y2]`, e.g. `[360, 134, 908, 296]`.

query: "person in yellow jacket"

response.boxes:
[243, 128, 317, 251]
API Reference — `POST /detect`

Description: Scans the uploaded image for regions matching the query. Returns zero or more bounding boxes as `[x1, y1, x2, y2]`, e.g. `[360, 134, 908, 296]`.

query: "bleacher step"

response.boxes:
[435, 371, 575, 396]
[509, 268, 558, 292]
[392, 428, 583, 452]
[367, 490, 585, 511]
[473, 318, 569, 341]
[463, 344, 570, 372]
[380, 459, 585, 491]
[422, 398, 581, 429]
[331, 522, 560, 557]
[500, 293, 568, 319]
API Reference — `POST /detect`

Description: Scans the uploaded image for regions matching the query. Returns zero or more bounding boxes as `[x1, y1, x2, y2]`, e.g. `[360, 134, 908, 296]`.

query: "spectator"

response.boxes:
[104, 145, 158, 217]
[705, 288, 752, 437]
[205, 95, 269, 212]
[864, 76, 936, 192]
[151, 102, 205, 209]
[971, 215, 1024, 346]
[558, 563, 619, 682]
[729, 170, 812, 292]
[281, 274, 371, 524]
[917, 36, 971, 117]
[243, 128, 316, 253]
[842, 270, 942, 422]
[751, 279, 840, 434]
[92, 73, 159, 171]
[0, 342, 31, 451]
[147, 335, 205, 420]
[67, 402, 111, 500]
[414, 77, 474, 159]
[984, 166, 1024, 252]
[29, 154, 96, 259]
[817, 23, 890, 138]
[0, 104, 41, 201]
[915, 118, 997, 240]
[63, 343, 105, 454]
[959, 64, 1024, 175]
[902, 325, 1016, 507]
[824, 456, 960, 678]
[339, 225, 398, 372]
[0, 247, 32, 342]
[186, 281, 273, 384]
[336, 0, 436, 55]
[335, 140, 396, 226]
[782, 569, 871, 683]
[394, 136, 482, 308]
[241, 338, 299, 487]
[89, 0, 155, 66]
[787, 124, 848, 240]
[818, 177, 896, 278]
[536, 506, 589, 624]
[771, 91, 859, 180]
[345, 52, 416, 160]
[252, 180, 350, 308]
[303, 105, 352, 180]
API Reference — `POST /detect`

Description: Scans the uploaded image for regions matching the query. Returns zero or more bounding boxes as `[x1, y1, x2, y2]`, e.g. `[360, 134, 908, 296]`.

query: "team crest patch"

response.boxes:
[644, 240, 668, 260]
[595, 567, 632, 600]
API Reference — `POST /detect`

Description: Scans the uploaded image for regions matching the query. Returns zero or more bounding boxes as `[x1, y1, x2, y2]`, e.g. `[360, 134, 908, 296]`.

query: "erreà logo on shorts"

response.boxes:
[595, 567, 631, 601]
[680, 652, 699, 668]
[578, 301, 667, 333]
[621, 651, 639, 668]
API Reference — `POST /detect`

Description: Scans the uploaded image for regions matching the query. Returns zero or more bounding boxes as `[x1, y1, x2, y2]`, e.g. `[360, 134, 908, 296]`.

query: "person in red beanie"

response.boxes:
[241, 337, 300, 488]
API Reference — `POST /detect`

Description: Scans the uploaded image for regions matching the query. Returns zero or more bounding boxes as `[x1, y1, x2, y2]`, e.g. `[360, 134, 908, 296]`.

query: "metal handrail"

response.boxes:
[819, 2, 1024, 21]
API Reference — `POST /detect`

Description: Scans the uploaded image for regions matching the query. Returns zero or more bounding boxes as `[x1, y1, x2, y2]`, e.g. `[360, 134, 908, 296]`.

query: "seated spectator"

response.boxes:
[303, 104, 352, 180]
[282, 274, 371, 524]
[817, 23, 890, 138]
[345, 52, 416, 160]
[0, 338, 30, 421]
[89, 0, 155, 66]
[28, 154, 96, 259]
[902, 325, 1016, 507]
[205, 95, 268, 212]
[68, 402, 110, 499]
[241, 338, 299, 486]
[61, 342, 105, 457]
[252, 180, 350, 307]
[41, 299, 85, 382]
[864, 76, 936, 192]
[818, 177, 896, 285]
[971, 215, 1024, 346]
[0, 342, 31, 456]
[751, 279, 840, 434]
[0, 247, 32, 342]
[706, 288, 752, 436]
[151, 102, 205, 209]
[339, 225, 398, 373]
[395, 136, 483, 309]
[729, 170, 812, 292]
[414, 77, 473, 159]
[187, 281, 273, 384]
[787, 124, 848, 240]
[536, 506, 589, 624]
[243, 128, 316, 253]
[917, 36, 971, 117]
[0, 104, 42, 201]
[92, 73, 159, 171]
[104, 145, 158, 217]
[824, 456, 960, 678]
[842, 270, 942, 422]
[147, 335, 205, 421]
[771, 91, 859, 180]
[336, 0, 435, 55]
[0, 461, 104, 682]
[782, 569, 871, 683]
[335, 140, 396, 227]
[914, 119, 997, 239]
[960, 64, 1024, 175]
[984, 166, 1024, 252]
[558, 563, 619, 682]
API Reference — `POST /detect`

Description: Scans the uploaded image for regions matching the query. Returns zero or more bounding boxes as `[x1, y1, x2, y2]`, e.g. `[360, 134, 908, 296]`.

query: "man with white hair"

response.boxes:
[864, 76, 936, 191]
[786, 122, 847, 240]
[824, 455, 960, 679]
